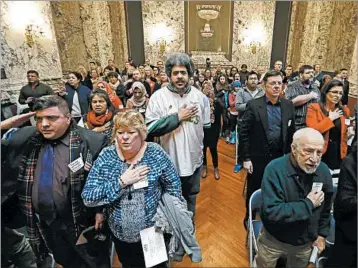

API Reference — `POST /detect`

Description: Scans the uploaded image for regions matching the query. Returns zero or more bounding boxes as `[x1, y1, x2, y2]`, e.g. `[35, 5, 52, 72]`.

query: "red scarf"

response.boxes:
[86, 110, 113, 129]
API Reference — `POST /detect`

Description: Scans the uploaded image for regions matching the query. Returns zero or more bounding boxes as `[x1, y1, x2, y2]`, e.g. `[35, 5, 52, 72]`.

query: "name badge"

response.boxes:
[345, 119, 350, 126]
[312, 182, 323, 193]
[68, 154, 84, 173]
[140, 226, 168, 267]
[133, 177, 149, 190]
[288, 120, 292, 127]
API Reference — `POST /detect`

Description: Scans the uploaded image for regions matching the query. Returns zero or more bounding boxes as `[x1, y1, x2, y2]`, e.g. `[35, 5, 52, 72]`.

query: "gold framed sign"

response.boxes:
[185, 1, 234, 61]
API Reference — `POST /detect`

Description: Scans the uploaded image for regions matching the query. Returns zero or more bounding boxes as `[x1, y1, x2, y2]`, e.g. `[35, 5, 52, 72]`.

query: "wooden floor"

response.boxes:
[113, 139, 249, 267]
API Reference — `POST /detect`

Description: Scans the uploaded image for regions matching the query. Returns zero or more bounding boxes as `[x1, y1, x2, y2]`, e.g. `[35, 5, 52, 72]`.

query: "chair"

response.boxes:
[249, 189, 263, 267]
[110, 242, 116, 267]
[315, 184, 338, 267]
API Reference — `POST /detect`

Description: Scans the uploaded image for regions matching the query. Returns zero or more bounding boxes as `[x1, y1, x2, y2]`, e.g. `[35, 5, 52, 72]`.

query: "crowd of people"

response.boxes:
[1, 52, 357, 268]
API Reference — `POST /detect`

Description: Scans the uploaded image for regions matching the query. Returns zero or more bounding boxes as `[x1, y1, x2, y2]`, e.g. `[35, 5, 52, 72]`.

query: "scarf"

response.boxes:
[128, 81, 147, 107]
[109, 80, 120, 91]
[17, 122, 91, 260]
[167, 82, 191, 95]
[86, 110, 113, 129]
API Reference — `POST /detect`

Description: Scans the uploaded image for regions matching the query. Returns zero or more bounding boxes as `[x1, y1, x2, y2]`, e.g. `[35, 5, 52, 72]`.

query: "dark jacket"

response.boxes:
[239, 71, 249, 85]
[81, 76, 93, 90]
[64, 84, 91, 115]
[334, 149, 357, 241]
[19, 82, 53, 110]
[115, 83, 126, 105]
[261, 154, 333, 245]
[240, 96, 296, 161]
[14, 123, 108, 258]
[341, 79, 350, 105]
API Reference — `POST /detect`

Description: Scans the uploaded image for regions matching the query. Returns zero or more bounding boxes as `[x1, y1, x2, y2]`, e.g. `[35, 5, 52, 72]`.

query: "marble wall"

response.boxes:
[50, 2, 88, 72]
[287, 1, 358, 71]
[141, 1, 275, 70]
[349, 36, 358, 98]
[50, 1, 128, 73]
[231, 1, 275, 70]
[0, 1, 62, 94]
[108, 1, 128, 66]
[142, 1, 185, 65]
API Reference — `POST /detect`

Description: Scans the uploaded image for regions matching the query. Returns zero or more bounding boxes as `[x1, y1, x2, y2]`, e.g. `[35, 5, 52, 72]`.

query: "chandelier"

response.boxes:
[197, 5, 221, 39]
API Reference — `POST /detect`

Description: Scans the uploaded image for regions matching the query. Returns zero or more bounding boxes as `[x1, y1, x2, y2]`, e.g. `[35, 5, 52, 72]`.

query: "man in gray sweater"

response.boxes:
[234, 71, 265, 174]
[235, 71, 265, 120]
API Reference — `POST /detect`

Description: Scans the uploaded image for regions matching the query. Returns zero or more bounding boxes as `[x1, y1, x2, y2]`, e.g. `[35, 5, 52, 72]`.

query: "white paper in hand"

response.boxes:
[140, 227, 168, 268]
[133, 177, 149, 189]
[312, 182, 323, 193]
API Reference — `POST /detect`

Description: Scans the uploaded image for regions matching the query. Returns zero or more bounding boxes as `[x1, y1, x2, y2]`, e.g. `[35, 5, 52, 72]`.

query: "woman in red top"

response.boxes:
[306, 80, 352, 169]
[96, 81, 123, 112]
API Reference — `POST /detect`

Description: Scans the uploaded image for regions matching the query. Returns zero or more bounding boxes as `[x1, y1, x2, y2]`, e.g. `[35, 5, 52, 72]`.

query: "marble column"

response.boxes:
[348, 36, 358, 98]
[108, 1, 128, 67]
[50, 2, 88, 72]
[287, 1, 357, 71]
[79, 1, 114, 69]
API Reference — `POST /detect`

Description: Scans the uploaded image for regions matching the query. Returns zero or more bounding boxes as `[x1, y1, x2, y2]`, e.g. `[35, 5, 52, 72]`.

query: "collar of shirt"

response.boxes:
[44, 128, 70, 147]
[29, 82, 40, 89]
[265, 96, 281, 105]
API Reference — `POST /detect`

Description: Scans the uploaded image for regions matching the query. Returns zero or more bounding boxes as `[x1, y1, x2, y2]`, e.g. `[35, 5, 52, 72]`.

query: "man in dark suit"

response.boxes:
[11, 95, 110, 267]
[240, 70, 296, 226]
[340, 68, 350, 105]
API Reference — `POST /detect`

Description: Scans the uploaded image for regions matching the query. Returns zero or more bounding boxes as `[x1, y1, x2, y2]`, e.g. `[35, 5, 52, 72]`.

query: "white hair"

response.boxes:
[292, 128, 324, 149]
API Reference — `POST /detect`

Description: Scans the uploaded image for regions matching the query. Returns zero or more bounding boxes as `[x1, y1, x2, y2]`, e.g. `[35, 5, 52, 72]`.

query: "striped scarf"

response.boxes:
[17, 123, 90, 260]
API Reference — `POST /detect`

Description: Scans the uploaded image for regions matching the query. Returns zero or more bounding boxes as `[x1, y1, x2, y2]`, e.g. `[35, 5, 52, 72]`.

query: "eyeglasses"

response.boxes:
[267, 81, 283, 86]
[328, 90, 344, 95]
[34, 115, 65, 122]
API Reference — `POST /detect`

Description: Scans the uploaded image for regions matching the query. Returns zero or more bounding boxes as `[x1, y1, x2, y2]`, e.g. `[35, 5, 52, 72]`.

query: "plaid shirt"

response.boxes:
[17, 124, 94, 259]
[285, 80, 321, 129]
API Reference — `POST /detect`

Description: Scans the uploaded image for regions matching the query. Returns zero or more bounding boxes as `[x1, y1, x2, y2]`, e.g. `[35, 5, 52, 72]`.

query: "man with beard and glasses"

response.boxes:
[255, 128, 333, 268]
[145, 52, 211, 217]
[19, 70, 54, 112]
[285, 65, 321, 130]
[235, 71, 265, 172]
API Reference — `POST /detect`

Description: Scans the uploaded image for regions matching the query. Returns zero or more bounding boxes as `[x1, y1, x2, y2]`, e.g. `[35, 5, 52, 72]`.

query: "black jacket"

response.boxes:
[341, 79, 350, 105]
[18, 82, 53, 110]
[261, 154, 333, 245]
[240, 96, 296, 161]
[334, 149, 357, 241]
[2, 124, 108, 228]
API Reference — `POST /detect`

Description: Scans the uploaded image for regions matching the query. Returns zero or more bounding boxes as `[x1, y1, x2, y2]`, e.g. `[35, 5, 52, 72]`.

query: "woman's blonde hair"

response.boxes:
[77, 65, 87, 80]
[111, 110, 148, 143]
[144, 66, 154, 78]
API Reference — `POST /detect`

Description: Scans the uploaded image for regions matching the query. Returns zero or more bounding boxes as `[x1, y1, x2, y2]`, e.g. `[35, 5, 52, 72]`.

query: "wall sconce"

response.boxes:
[159, 38, 166, 54]
[149, 23, 173, 60]
[24, 24, 45, 47]
[249, 41, 260, 54]
[242, 23, 266, 55]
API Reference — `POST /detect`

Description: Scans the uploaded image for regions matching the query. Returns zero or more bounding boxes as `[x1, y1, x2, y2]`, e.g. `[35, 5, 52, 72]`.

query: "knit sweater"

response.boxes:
[81, 142, 182, 242]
